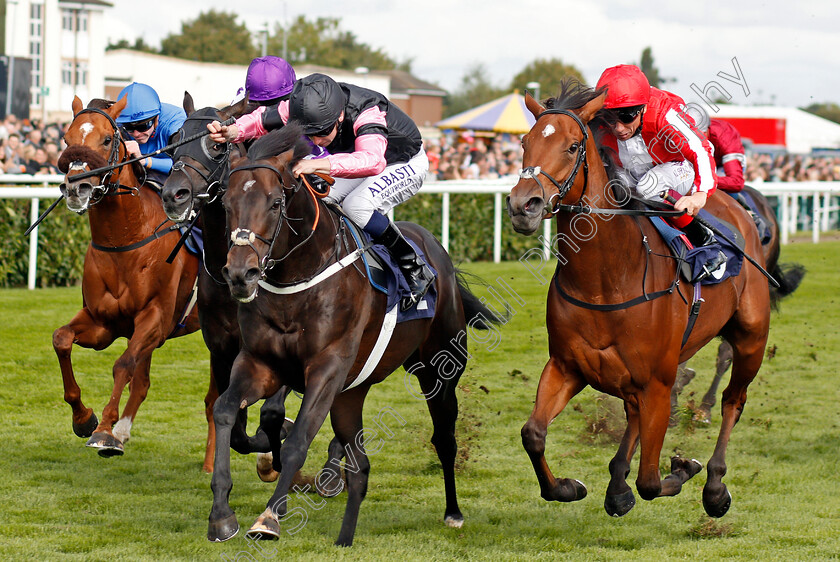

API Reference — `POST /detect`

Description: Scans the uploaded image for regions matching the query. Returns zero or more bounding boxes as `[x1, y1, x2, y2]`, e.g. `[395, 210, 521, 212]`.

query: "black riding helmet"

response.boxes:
[289, 73, 346, 136]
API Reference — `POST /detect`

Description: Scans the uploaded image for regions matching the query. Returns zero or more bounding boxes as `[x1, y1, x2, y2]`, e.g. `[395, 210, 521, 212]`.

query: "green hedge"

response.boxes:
[1, 192, 551, 287]
[0, 198, 89, 288]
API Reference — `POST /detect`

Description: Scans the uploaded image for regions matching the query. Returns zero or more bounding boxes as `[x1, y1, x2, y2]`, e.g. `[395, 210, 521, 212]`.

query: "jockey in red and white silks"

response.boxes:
[703, 118, 747, 193]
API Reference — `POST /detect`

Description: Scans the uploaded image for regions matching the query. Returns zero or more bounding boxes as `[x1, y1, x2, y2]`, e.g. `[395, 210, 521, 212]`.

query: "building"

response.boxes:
[3, 0, 112, 122]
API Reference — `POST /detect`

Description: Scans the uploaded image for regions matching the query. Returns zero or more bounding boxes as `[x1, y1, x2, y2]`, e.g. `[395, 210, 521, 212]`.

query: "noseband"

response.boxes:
[171, 113, 232, 204]
[519, 108, 590, 214]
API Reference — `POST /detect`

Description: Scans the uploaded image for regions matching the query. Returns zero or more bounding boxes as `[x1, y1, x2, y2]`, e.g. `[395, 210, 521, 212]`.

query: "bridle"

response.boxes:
[519, 108, 590, 215]
[64, 107, 136, 205]
[170, 112, 233, 206]
[227, 162, 324, 278]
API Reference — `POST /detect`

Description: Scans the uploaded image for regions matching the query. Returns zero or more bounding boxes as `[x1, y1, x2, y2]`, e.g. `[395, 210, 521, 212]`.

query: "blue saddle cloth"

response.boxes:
[648, 210, 744, 285]
[344, 219, 437, 323]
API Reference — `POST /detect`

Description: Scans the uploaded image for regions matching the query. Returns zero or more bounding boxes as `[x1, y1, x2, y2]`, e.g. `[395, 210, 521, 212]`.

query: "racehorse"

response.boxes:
[671, 185, 805, 424]
[209, 125, 501, 546]
[54, 96, 208, 458]
[506, 81, 785, 518]
[161, 93, 299, 474]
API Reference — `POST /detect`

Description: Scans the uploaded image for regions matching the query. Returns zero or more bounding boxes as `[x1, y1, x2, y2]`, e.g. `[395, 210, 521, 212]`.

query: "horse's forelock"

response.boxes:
[247, 123, 310, 165]
[57, 145, 109, 174]
[87, 98, 115, 111]
[544, 78, 606, 112]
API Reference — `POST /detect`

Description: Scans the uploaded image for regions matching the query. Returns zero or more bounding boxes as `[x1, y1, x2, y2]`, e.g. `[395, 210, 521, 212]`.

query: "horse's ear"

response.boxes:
[576, 92, 606, 124]
[183, 91, 195, 115]
[71, 96, 84, 116]
[221, 93, 250, 120]
[109, 95, 128, 121]
[230, 153, 247, 170]
[524, 92, 545, 119]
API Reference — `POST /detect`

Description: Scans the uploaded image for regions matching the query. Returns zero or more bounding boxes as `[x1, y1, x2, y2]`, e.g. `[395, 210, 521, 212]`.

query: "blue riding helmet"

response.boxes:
[115, 82, 162, 124]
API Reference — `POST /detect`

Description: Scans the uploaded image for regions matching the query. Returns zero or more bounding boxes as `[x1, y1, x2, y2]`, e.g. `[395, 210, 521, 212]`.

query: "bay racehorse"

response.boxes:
[55, 96, 208, 459]
[161, 93, 301, 475]
[671, 185, 805, 423]
[210, 125, 501, 546]
[507, 82, 784, 518]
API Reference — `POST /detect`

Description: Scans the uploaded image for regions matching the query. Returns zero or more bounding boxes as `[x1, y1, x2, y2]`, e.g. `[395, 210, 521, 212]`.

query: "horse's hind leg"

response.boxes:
[698, 340, 734, 423]
[522, 357, 588, 502]
[53, 309, 115, 438]
[704, 335, 764, 517]
[605, 403, 639, 516]
[411, 349, 465, 528]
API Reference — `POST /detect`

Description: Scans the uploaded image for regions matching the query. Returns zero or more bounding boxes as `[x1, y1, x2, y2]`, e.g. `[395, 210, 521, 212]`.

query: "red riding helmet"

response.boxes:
[596, 64, 651, 109]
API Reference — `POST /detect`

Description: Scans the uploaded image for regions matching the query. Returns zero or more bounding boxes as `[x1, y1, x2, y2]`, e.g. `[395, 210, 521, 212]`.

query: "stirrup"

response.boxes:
[692, 250, 727, 283]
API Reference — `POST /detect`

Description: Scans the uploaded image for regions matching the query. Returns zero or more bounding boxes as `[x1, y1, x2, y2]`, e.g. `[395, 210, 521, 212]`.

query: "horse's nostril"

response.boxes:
[175, 188, 190, 201]
[525, 197, 544, 214]
[244, 268, 260, 284]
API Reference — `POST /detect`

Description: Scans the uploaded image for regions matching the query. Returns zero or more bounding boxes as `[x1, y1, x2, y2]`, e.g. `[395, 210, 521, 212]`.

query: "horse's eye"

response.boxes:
[270, 198, 283, 210]
[568, 142, 579, 154]
[103, 136, 112, 146]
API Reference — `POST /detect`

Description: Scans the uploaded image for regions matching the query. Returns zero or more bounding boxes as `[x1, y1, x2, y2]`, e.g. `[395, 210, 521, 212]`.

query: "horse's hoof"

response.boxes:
[256, 452, 279, 483]
[671, 457, 703, 480]
[703, 485, 732, 518]
[444, 512, 464, 528]
[208, 513, 239, 542]
[86, 432, 124, 457]
[542, 478, 587, 502]
[73, 411, 99, 438]
[604, 489, 636, 517]
[245, 508, 280, 540]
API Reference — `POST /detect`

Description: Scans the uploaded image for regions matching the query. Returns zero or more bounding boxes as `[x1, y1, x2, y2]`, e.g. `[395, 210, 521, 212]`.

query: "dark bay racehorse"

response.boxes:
[507, 83, 785, 518]
[671, 185, 805, 423]
[210, 125, 500, 546]
[55, 96, 208, 458]
[161, 93, 294, 474]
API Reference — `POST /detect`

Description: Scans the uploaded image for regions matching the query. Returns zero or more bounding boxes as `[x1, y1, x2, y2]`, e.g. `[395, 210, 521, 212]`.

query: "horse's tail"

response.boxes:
[769, 262, 806, 310]
[454, 269, 508, 330]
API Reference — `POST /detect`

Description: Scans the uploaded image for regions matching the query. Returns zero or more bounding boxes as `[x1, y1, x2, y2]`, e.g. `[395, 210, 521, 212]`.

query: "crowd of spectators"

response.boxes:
[3, 112, 840, 185]
[0, 114, 65, 176]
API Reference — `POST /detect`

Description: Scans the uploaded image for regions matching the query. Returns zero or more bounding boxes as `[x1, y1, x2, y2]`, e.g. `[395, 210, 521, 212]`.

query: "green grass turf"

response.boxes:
[0, 240, 837, 561]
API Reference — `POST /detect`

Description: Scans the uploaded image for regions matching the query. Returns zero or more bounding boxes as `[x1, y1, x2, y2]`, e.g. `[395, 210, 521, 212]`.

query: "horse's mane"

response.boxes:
[247, 123, 311, 163]
[544, 78, 638, 209]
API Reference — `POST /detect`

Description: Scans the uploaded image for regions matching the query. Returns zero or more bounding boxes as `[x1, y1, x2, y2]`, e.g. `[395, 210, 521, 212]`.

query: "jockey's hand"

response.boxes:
[207, 121, 238, 144]
[674, 191, 708, 216]
[293, 157, 331, 178]
[124, 140, 142, 159]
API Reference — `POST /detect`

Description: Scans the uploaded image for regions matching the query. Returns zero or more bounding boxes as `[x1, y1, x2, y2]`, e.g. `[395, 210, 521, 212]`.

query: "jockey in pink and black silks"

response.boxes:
[208, 73, 433, 311]
[594, 64, 722, 256]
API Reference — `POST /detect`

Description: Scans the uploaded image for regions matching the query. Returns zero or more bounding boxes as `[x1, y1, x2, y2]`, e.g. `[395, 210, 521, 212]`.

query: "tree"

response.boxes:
[269, 16, 404, 72]
[159, 10, 258, 64]
[106, 37, 159, 53]
[509, 58, 586, 100]
[443, 64, 506, 118]
[802, 102, 840, 125]
[638, 47, 661, 88]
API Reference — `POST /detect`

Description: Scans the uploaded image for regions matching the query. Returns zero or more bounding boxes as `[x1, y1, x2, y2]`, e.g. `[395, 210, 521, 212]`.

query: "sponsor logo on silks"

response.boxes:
[367, 163, 416, 196]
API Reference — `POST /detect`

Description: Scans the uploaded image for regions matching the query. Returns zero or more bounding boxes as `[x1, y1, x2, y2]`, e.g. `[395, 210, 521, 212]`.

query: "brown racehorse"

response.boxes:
[54, 96, 209, 459]
[671, 185, 805, 424]
[208, 125, 501, 546]
[507, 82, 781, 519]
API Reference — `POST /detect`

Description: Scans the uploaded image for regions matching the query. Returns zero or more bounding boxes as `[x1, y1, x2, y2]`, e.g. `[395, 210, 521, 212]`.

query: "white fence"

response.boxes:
[2, 174, 840, 289]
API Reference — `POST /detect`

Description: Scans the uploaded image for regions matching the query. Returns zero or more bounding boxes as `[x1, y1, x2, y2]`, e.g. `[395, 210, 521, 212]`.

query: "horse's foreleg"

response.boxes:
[88, 308, 163, 456]
[246, 355, 348, 541]
[521, 358, 587, 503]
[203, 372, 219, 473]
[253, 386, 292, 482]
[604, 403, 639, 516]
[699, 340, 733, 422]
[330, 387, 371, 547]
[704, 337, 763, 518]
[636, 380, 702, 500]
[53, 309, 115, 438]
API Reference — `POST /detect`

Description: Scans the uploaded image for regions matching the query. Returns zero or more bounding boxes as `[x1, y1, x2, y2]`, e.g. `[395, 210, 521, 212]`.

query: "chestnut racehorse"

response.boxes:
[507, 82, 780, 518]
[209, 125, 501, 546]
[55, 96, 209, 459]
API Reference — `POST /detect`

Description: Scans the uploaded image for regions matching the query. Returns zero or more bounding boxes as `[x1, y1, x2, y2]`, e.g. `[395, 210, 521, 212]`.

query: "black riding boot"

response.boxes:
[375, 221, 436, 311]
[682, 219, 727, 282]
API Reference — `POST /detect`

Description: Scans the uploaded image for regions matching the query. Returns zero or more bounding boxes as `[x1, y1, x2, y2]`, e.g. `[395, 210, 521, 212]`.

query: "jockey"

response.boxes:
[594, 65, 725, 272]
[116, 82, 186, 185]
[208, 73, 433, 311]
[699, 118, 746, 193]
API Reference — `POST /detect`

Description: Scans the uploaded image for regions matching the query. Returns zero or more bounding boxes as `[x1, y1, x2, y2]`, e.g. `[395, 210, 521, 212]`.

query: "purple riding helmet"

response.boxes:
[245, 56, 296, 104]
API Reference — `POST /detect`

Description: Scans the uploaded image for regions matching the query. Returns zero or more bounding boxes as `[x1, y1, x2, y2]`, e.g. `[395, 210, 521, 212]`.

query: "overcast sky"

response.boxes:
[105, 0, 840, 109]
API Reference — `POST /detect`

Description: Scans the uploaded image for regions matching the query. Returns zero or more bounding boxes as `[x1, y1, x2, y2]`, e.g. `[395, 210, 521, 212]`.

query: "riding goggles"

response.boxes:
[123, 118, 155, 132]
[613, 107, 643, 124]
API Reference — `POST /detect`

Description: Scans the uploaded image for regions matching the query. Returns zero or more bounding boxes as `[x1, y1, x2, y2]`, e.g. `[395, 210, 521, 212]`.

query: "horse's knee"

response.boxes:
[53, 326, 74, 355]
[521, 420, 546, 455]
[213, 400, 237, 428]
